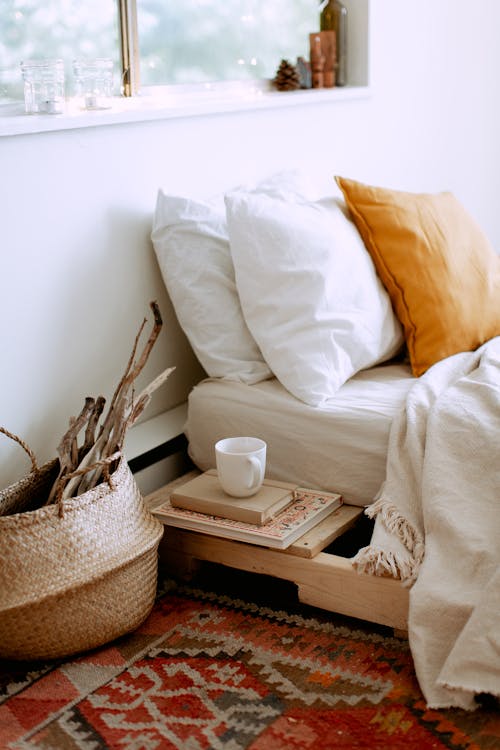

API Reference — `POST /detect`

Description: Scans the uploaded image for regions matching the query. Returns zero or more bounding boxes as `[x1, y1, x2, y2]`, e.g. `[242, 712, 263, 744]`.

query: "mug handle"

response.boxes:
[246, 456, 264, 490]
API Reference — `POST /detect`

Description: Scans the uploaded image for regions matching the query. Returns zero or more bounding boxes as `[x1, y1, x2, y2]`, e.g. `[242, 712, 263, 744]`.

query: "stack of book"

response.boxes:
[151, 469, 343, 550]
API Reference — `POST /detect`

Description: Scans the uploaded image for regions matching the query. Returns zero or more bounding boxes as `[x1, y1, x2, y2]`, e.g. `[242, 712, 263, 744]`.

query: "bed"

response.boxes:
[151, 171, 500, 710]
[185, 362, 415, 507]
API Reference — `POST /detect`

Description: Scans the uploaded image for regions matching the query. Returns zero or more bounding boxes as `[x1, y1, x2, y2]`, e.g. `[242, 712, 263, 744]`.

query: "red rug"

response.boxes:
[1, 574, 498, 749]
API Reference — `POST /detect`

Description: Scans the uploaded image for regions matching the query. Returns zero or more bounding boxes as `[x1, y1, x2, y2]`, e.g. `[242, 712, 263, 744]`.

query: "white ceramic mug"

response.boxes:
[215, 437, 266, 498]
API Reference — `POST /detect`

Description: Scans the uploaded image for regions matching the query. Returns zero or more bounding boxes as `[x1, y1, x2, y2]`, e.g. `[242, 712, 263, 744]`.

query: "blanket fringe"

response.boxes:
[352, 497, 425, 585]
[368, 497, 425, 562]
[352, 545, 416, 585]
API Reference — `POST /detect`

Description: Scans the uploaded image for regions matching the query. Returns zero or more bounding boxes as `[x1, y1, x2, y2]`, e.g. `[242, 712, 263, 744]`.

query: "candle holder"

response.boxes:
[73, 58, 114, 110]
[20, 59, 65, 115]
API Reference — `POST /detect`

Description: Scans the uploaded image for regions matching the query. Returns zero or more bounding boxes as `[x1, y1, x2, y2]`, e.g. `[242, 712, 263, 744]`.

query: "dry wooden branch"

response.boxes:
[73, 302, 165, 496]
[47, 301, 174, 503]
[95, 317, 148, 448]
[111, 366, 176, 455]
[81, 396, 106, 459]
[46, 397, 96, 505]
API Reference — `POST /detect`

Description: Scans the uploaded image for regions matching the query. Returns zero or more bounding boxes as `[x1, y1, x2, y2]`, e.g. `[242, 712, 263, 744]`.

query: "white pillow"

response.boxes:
[225, 192, 404, 406]
[151, 171, 313, 384]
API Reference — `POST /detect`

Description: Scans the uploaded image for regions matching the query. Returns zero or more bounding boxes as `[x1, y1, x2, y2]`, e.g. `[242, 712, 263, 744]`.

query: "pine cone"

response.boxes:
[273, 59, 300, 91]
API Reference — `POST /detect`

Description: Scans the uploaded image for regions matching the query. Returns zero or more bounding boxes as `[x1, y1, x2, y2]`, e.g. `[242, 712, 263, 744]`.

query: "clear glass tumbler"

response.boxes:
[73, 58, 114, 110]
[21, 59, 65, 114]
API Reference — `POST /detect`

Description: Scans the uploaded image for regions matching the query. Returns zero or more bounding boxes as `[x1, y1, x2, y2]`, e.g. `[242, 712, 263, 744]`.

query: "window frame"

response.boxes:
[118, 0, 140, 96]
[118, 0, 323, 97]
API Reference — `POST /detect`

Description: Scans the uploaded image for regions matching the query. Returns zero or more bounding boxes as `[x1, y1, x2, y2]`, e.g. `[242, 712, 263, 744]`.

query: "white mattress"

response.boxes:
[185, 362, 415, 507]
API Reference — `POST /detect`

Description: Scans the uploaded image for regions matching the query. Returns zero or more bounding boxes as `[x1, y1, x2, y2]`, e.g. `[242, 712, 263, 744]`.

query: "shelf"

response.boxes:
[0, 85, 370, 138]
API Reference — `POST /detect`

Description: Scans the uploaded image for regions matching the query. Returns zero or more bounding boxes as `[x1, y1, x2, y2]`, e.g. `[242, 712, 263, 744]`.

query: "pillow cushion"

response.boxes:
[225, 191, 404, 406]
[336, 176, 500, 376]
[151, 171, 313, 383]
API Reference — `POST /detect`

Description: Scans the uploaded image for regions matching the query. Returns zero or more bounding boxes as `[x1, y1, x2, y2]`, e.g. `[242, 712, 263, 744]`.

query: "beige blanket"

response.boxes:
[353, 336, 500, 710]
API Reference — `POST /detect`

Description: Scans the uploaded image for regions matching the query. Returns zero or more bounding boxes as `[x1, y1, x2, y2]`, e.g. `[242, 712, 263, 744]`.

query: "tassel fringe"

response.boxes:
[352, 545, 416, 585]
[352, 496, 425, 585]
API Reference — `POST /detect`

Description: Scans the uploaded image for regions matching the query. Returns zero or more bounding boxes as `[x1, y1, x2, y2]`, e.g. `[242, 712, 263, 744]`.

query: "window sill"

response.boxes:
[0, 83, 370, 138]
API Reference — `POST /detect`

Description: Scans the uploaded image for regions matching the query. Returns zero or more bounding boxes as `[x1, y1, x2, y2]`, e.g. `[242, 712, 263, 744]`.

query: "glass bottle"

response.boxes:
[319, 0, 347, 87]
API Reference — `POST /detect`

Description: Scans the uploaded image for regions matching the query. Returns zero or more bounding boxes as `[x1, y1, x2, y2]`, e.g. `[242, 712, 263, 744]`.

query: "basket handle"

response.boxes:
[0, 426, 38, 474]
[54, 450, 121, 514]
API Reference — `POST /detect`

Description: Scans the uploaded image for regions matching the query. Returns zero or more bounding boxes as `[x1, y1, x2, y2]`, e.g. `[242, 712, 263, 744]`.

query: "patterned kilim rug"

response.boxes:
[1, 566, 498, 750]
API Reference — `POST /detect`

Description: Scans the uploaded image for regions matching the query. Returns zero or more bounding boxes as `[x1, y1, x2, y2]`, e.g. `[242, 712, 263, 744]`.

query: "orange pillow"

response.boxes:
[336, 176, 500, 376]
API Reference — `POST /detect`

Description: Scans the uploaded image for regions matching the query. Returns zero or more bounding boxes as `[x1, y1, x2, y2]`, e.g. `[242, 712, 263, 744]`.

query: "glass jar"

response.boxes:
[20, 59, 65, 114]
[73, 58, 114, 110]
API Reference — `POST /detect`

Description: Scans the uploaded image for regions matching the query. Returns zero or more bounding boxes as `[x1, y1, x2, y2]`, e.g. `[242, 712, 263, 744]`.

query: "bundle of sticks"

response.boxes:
[46, 301, 174, 505]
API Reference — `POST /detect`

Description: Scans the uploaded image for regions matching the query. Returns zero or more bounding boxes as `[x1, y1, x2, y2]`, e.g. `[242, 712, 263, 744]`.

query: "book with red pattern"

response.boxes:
[152, 487, 342, 550]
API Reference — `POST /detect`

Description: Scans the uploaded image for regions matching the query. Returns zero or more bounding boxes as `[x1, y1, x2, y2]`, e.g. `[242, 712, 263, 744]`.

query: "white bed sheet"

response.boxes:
[185, 361, 415, 506]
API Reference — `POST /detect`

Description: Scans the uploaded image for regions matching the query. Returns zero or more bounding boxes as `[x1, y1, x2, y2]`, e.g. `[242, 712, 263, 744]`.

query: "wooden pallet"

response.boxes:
[145, 472, 409, 634]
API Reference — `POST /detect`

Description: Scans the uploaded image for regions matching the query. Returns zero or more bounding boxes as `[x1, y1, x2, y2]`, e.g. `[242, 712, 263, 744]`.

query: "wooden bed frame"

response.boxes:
[145, 471, 409, 635]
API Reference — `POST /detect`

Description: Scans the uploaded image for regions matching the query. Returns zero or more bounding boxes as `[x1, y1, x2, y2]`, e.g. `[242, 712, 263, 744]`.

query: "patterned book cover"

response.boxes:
[153, 489, 342, 550]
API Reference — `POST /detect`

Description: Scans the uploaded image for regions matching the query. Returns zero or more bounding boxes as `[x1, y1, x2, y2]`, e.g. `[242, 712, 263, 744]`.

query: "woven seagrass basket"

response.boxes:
[0, 431, 164, 661]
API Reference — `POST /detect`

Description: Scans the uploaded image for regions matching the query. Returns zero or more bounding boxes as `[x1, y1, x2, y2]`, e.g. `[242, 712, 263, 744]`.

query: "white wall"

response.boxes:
[1, 0, 499, 487]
